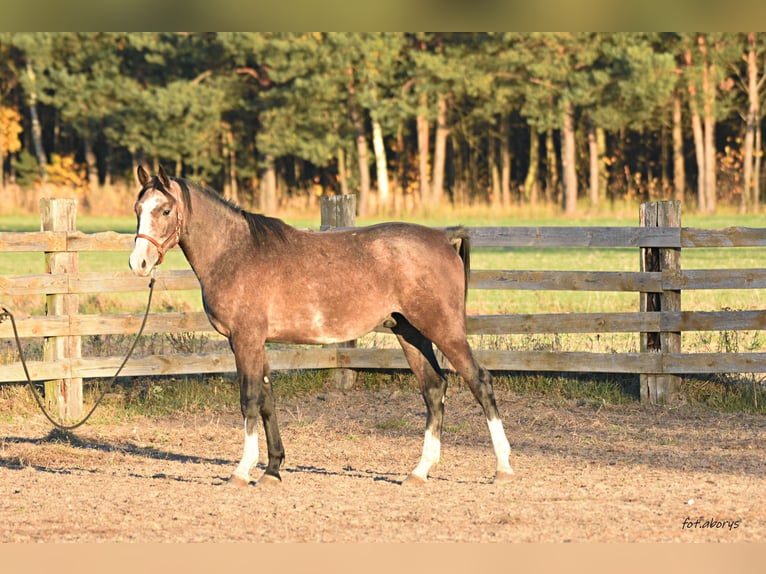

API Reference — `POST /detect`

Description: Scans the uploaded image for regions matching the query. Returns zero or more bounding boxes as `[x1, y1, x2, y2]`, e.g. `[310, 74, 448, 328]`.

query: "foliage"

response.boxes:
[0, 105, 22, 155]
[46, 153, 87, 190]
[0, 33, 764, 214]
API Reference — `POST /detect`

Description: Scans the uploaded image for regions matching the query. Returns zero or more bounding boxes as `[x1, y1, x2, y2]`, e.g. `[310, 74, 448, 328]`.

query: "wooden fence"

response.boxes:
[1, 198, 766, 417]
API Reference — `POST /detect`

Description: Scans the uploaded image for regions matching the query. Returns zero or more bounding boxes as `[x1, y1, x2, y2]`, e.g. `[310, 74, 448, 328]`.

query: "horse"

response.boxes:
[129, 166, 513, 486]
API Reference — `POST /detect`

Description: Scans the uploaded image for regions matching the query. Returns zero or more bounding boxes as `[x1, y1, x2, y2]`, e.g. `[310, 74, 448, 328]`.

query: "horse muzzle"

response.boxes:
[129, 237, 160, 276]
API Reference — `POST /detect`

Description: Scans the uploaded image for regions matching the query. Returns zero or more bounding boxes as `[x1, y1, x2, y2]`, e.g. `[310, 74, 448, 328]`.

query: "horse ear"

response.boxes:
[137, 165, 150, 186]
[158, 165, 171, 189]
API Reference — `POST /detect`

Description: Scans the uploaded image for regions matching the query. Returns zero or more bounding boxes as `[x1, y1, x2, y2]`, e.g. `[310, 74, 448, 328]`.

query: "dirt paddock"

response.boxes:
[0, 385, 763, 542]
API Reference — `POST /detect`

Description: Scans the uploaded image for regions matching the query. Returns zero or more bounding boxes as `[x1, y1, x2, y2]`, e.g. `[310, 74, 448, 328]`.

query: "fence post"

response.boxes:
[40, 198, 82, 421]
[320, 194, 358, 390]
[639, 200, 681, 404]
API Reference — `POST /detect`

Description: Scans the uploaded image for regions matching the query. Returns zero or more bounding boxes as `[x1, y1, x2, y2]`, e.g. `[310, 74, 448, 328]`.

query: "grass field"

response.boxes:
[2, 208, 765, 322]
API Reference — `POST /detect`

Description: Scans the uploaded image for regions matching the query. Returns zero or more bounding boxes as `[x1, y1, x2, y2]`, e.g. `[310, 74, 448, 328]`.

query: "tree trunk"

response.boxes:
[672, 89, 686, 203]
[395, 122, 405, 213]
[755, 120, 762, 211]
[225, 127, 239, 204]
[686, 48, 707, 212]
[259, 153, 277, 213]
[431, 95, 448, 205]
[742, 32, 759, 213]
[561, 99, 578, 215]
[523, 126, 539, 204]
[596, 127, 607, 202]
[353, 119, 370, 217]
[545, 128, 559, 204]
[699, 35, 716, 213]
[417, 98, 431, 206]
[83, 135, 99, 192]
[346, 73, 370, 216]
[490, 137, 501, 207]
[25, 60, 48, 182]
[371, 117, 389, 213]
[500, 115, 512, 206]
[586, 115, 599, 206]
[337, 146, 349, 196]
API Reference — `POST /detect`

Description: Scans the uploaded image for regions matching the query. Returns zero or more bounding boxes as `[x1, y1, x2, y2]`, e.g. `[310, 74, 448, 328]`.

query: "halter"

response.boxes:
[135, 209, 183, 266]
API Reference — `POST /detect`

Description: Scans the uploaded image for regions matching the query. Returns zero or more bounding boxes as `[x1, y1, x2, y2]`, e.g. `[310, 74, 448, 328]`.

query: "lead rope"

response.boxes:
[1, 274, 157, 431]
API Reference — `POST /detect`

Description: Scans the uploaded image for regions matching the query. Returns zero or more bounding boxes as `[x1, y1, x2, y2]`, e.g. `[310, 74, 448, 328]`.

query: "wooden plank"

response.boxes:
[66, 231, 185, 252]
[467, 312, 661, 334]
[664, 352, 766, 374]
[664, 310, 766, 332]
[72, 312, 217, 337]
[7, 309, 761, 341]
[0, 359, 72, 383]
[682, 227, 766, 248]
[669, 269, 766, 290]
[639, 201, 681, 404]
[470, 270, 662, 292]
[41, 198, 82, 421]
[66, 231, 134, 251]
[336, 348, 661, 374]
[268, 347, 342, 370]
[475, 350, 661, 373]
[4, 347, 766, 383]
[338, 348, 410, 370]
[69, 269, 200, 293]
[467, 226, 681, 248]
[71, 348, 338, 378]
[0, 315, 70, 338]
[0, 231, 66, 252]
[71, 353, 236, 378]
[9, 226, 764, 254]
[0, 274, 68, 296]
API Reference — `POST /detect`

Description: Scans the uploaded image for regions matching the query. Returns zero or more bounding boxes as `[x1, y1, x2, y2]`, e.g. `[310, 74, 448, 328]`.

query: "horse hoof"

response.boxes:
[257, 473, 282, 487]
[402, 474, 427, 486]
[493, 470, 515, 484]
[228, 474, 251, 488]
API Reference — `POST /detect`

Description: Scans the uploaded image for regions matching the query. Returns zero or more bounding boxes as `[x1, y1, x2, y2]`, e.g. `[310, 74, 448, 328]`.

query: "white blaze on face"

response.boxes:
[129, 194, 164, 276]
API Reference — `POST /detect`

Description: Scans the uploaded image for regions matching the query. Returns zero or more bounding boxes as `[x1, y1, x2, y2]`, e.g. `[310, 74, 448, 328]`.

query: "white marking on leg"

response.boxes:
[231, 418, 259, 483]
[487, 418, 513, 475]
[410, 428, 441, 481]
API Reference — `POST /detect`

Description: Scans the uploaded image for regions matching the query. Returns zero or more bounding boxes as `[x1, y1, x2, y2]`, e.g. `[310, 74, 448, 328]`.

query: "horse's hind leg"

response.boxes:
[437, 337, 514, 483]
[391, 316, 448, 484]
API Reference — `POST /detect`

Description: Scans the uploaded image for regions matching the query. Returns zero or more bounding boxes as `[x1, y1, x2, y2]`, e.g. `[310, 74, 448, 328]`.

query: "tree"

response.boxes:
[37, 33, 126, 190]
[1, 32, 765, 216]
[735, 32, 766, 212]
[0, 105, 22, 187]
[332, 33, 405, 214]
[680, 33, 738, 212]
[9, 33, 51, 181]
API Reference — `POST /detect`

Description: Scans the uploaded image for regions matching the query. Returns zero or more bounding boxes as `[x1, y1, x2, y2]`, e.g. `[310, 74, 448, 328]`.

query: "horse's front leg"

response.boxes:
[229, 342, 285, 487]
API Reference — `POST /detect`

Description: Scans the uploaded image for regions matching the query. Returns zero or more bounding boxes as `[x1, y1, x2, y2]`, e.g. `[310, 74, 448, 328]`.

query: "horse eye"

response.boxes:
[162, 209, 171, 216]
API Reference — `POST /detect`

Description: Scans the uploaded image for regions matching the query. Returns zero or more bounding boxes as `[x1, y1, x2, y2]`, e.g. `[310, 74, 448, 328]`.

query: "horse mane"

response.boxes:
[242, 211, 289, 245]
[175, 176, 288, 246]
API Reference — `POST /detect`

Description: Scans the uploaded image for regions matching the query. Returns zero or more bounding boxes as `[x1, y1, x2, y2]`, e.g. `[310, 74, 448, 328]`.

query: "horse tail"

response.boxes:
[446, 226, 471, 302]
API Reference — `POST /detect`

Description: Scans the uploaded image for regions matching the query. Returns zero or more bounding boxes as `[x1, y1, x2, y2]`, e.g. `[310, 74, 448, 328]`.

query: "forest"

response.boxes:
[0, 32, 764, 216]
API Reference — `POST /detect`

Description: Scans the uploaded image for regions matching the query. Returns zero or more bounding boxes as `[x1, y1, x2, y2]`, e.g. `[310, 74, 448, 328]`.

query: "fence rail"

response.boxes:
[2, 199, 766, 413]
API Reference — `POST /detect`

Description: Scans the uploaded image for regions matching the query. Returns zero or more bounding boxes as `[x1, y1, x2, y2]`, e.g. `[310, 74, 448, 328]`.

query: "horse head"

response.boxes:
[129, 165, 184, 276]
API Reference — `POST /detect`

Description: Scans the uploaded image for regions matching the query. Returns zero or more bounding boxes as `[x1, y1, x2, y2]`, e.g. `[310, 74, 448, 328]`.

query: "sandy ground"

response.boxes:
[0, 386, 763, 542]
